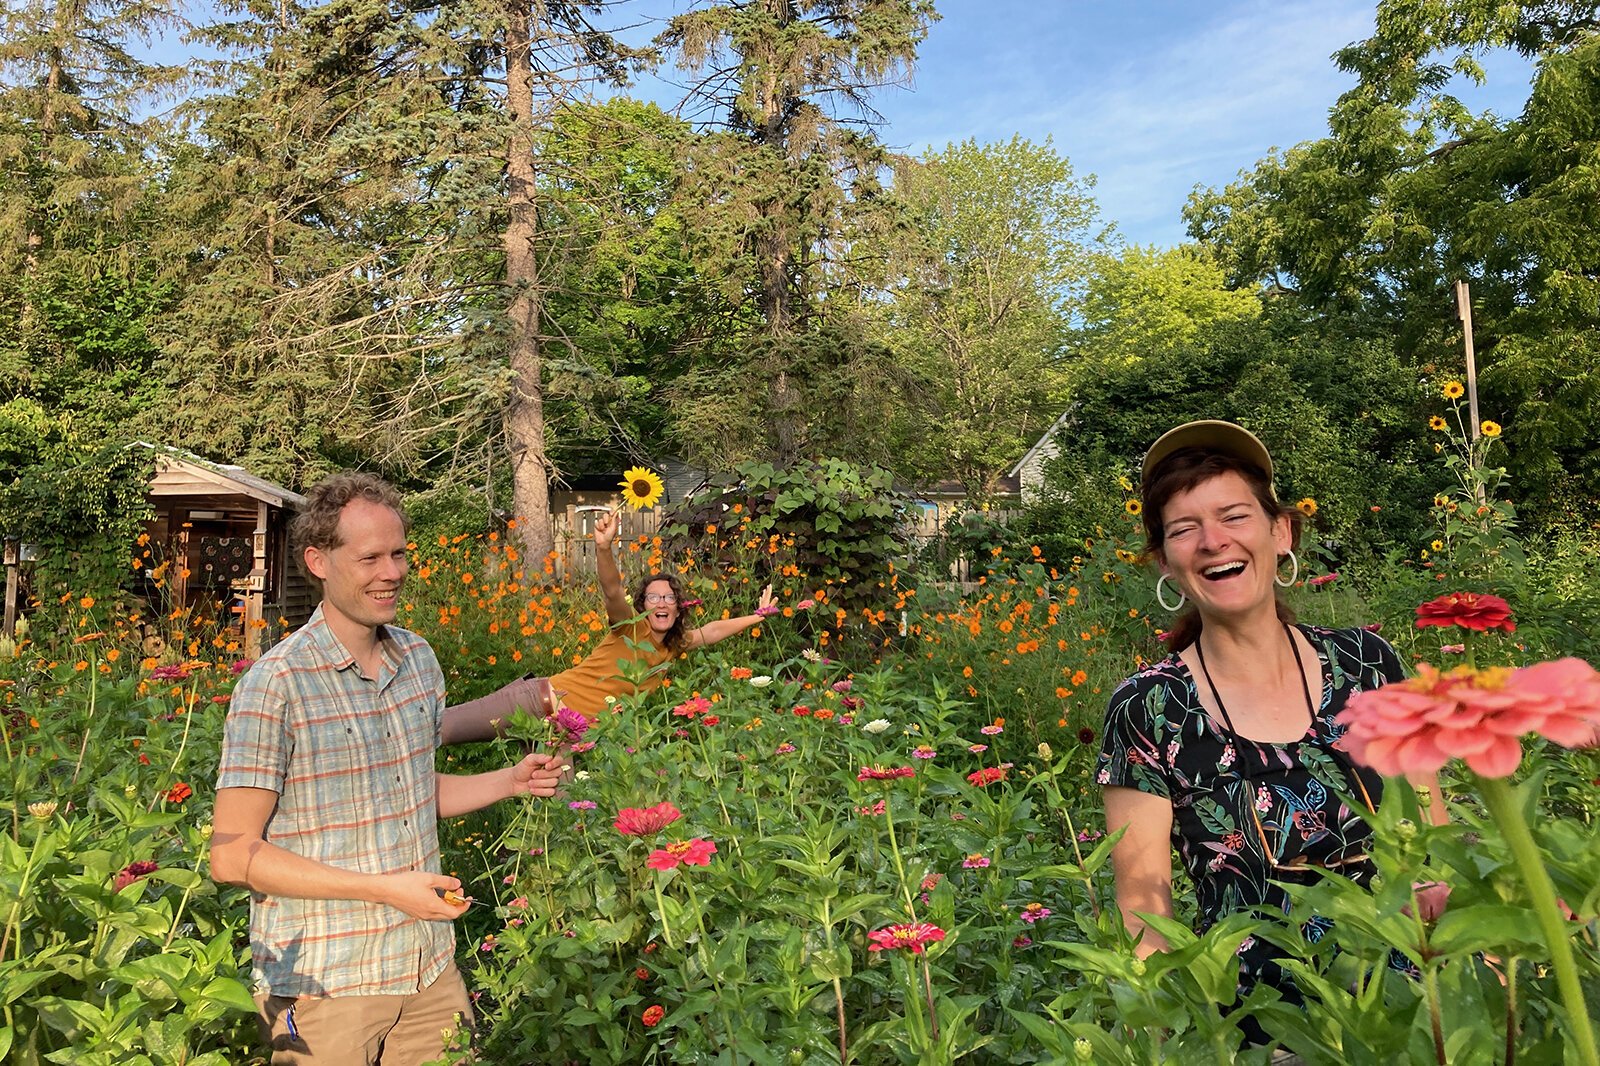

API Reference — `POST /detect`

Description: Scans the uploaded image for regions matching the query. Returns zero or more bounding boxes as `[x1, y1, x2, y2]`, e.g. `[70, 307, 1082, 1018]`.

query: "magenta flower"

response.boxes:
[962, 854, 990, 869]
[569, 800, 597, 810]
[856, 765, 915, 782]
[550, 706, 591, 743]
[912, 744, 936, 759]
[867, 922, 946, 954]
[113, 860, 159, 892]
[1020, 902, 1051, 924]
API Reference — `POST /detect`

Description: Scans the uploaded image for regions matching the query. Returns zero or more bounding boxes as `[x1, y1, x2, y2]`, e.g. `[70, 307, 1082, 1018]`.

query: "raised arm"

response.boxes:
[210, 786, 467, 921]
[436, 751, 569, 818]
[684, 584, 776, 649]
[593, 508, 632, 624]
[1103, 785, 1177, 957]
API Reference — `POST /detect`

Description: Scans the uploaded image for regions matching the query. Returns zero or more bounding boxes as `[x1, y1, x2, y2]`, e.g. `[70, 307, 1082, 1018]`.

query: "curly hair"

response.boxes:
[290, 472, 410, 590]
[632, 572, 689, 654]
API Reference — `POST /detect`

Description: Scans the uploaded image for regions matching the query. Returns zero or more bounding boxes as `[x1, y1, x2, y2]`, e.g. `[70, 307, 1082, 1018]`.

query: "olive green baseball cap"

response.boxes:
[1140, 420, 1275, 497]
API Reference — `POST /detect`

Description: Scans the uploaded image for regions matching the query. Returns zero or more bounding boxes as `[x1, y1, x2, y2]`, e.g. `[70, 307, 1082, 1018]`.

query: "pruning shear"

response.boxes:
[436, 889, 484, 908]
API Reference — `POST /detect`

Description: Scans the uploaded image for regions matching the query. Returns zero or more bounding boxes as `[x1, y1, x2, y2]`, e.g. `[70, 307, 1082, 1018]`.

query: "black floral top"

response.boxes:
[1097, 625, 1406, 996]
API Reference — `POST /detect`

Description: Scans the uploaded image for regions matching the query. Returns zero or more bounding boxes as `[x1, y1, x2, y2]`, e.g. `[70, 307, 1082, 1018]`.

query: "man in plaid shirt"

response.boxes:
[211, 473, 567, 1064]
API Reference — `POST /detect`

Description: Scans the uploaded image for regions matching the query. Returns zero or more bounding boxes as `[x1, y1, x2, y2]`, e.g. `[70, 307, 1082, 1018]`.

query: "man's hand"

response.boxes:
[593, 507, 620, 550]
[510, 751, 570, 797]
[379, 871, 471, 920]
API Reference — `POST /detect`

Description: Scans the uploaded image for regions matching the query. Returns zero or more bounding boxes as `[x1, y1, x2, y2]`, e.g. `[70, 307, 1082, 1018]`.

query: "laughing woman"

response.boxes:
[1097, 420, 1445, 1041]
[440, 507, 774, 745]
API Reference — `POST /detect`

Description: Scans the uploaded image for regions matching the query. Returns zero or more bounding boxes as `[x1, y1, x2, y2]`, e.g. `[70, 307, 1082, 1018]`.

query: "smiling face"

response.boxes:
[1156, 470, 1292, 624]
[639, 577, 680, 636]
[304, 498, 409, 637]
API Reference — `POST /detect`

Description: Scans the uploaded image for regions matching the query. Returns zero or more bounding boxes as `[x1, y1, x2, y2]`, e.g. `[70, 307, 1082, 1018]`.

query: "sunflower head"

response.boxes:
[1428, 415, 1447, 431]
[1442, 381, 1465, 400]
[619, 467, 666, 511]
[1296, 497, 1318, 517]
[1480, 420, 1502, 438]
[1123, 499, 1142, 516]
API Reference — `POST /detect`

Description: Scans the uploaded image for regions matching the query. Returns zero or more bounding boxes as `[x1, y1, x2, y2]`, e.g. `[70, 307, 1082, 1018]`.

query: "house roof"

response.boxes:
[134, 443, 307, 509]
[1008, 407, 1078, 480]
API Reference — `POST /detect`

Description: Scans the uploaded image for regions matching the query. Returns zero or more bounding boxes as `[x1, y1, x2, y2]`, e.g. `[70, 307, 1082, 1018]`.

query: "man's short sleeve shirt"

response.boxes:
[217, 606, 454, 996]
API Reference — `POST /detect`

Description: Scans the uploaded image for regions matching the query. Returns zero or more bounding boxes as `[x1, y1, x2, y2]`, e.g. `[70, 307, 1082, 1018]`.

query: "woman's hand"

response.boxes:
[754, 584, 778, 617]
[593, 507, 620, 550]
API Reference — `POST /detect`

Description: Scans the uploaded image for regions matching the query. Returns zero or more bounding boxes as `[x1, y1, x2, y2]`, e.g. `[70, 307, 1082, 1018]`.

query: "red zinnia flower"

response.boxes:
[867, 922, 946, 954]
[856, 765, 915, 782]
[166, 782, 193, 804]
[967, 766, 1007, 787]
[1414, 591, 1515, 633]
[614, 802, 683, 837]
[642, 1004, 665, 1027]
[113, 860, 160, 892]
[646, 838, 717, 870]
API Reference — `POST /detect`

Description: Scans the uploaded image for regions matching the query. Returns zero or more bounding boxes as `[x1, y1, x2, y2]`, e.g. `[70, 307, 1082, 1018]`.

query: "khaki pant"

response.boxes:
[254, 962, 474, 1065]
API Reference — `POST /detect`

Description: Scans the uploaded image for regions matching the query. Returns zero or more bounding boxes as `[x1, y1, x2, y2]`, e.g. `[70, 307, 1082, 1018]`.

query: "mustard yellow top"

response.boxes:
[549, 620, 677, 719]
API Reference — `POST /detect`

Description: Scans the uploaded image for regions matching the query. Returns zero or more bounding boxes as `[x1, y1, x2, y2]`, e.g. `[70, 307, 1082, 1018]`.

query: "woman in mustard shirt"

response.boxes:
[440, 508, 774, 743]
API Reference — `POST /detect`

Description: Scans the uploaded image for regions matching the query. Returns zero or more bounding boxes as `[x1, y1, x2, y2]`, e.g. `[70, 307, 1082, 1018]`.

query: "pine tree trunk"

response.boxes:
[502, 0, 556, 566]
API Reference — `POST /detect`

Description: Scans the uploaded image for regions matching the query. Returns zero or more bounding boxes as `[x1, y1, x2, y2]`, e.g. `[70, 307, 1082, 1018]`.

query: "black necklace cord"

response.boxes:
[1194, 622, 1316, 748]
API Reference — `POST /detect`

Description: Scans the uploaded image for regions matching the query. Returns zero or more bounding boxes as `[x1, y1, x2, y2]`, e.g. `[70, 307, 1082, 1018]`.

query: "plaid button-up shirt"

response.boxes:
[217, 606, 455, 996]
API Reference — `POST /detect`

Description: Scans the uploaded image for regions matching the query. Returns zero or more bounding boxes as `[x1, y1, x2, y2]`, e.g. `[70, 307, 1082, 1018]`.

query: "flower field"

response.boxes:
[5, 421, 1600, 1063]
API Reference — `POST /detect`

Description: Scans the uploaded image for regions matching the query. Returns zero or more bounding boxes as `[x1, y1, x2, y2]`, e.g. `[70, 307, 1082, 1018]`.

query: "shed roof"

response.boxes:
[135, 443, 307, 509]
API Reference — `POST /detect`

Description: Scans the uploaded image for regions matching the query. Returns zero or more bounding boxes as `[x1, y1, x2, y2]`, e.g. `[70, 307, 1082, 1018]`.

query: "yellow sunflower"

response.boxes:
[1431, 539, 1444, 552]
[1442, 380, 1465, 400]
[1296, 497, 1318, 517]
[618, 466, 665, 510]
[1428, 415, 1447, 431]
[1124, 499, 1142, 516]
[1480, 420, 1502, 438]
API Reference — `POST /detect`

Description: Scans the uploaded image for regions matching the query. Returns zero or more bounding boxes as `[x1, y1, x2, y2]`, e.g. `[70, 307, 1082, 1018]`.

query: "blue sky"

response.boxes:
[147, 0, 1536, 248]
[624, 0, 1535, 248]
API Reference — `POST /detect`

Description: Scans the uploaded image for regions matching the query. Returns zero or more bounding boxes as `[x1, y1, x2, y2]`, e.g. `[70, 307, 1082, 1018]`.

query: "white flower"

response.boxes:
[574, 770, 592, 781]
[28, 800, 57, 821]
[749, 675, 773, 687]
[861, 718, 892, 735]
[801, 648, 823, 663]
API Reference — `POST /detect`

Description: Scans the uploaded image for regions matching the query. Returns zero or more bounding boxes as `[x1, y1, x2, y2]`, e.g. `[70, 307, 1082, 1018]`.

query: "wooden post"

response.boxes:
[244, 502, 269, 657]
[1454, 279, 1481, 442]
[3, 539, 18, 640]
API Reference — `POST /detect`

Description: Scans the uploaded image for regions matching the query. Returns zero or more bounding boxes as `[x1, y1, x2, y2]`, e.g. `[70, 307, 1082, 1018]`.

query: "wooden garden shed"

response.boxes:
[138, 447, 313, 657]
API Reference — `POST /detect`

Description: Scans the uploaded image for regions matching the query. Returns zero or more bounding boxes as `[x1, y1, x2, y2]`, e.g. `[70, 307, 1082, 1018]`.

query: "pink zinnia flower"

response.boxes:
[1012, 935, 1033, 948]
[229, 658, 255, 675]
[673, 696, 712, 718]
[569, 800, 597, 810]
[832, 680, 853, 693]
[967, 766, 1007, 787]
[912, 744, 936, 759]
[855, 800, 886, 817]
[1309, 572, 1339, 587]
[968, 744, 988, 754]
[1020, 902, 1051, 924]
[614, 802, 683, 837]
[646, 838, 717, 870]
[962, 854, 990, 869]
[867, 922, 946, 954]
[775, 742, 796, 755]
[1415, 591, 1516, 633]
[980, 724, 1003, 736]
[149, 664, 190, 682]
[796, 598, 815, 610]
[856, 765, 915, 781]
[1336, 659, 1600, 779]
[550, 706, 591, 742]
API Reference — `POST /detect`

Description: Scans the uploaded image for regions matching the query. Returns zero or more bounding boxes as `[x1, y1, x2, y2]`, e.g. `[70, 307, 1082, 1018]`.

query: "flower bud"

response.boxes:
[124, 783, 138, 799]
[1037, 743, 1053, 762]
[1413, 785, 1432, 808]
[1395, 818, 1417, 843]
[28, 800, 57, 821]
[1130, 958, 1146, 976]
[1074, 1038, 1095, 1061]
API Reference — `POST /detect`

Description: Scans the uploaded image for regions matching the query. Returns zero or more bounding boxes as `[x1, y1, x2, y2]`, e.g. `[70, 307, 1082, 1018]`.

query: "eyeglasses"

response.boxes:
[1245, 762, 1377, 874]
[643, 593, 677, 605]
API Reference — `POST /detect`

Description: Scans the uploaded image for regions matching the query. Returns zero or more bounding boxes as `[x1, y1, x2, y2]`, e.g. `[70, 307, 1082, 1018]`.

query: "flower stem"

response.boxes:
[880, 794, 918, 920]
[651, 875, 675, 949]
[1479, 775, 1599, 1066]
